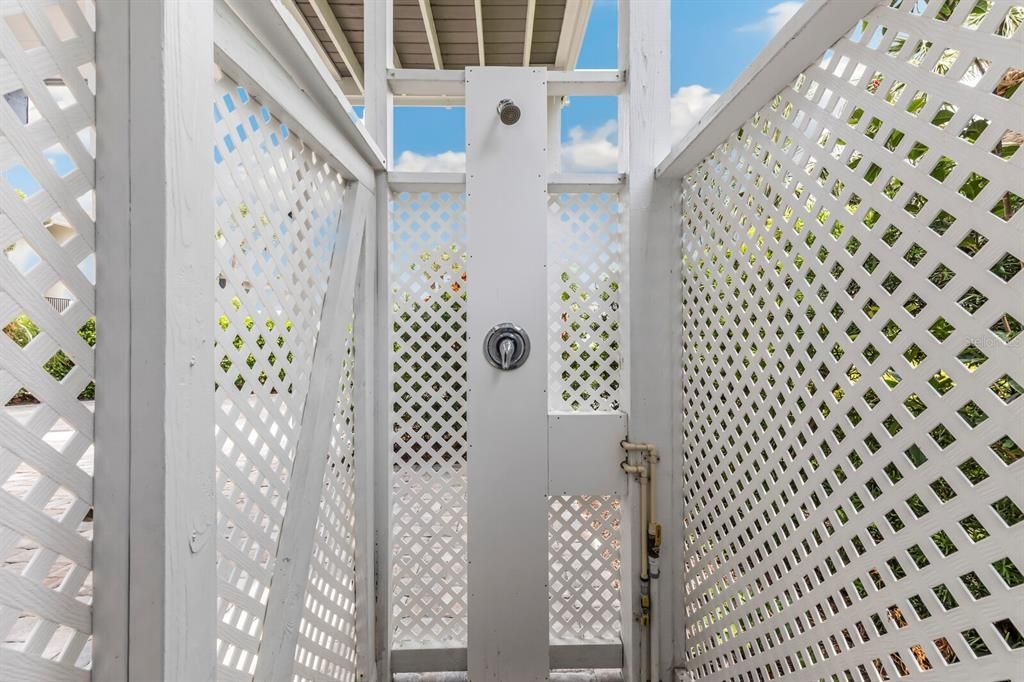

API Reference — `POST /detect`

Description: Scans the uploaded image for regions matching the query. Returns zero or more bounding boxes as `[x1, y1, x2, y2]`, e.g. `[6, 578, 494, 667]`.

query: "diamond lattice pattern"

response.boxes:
[548, 191, 626, 413]
[679, 1, 1023, 680]
[549, 495, 623, 644]
[293, 327, 359, 682]
[389, 191, 468, 648]
[546, 191, 626, 644]
[0, 1, 96, 679]
[212, 71, 347, 680]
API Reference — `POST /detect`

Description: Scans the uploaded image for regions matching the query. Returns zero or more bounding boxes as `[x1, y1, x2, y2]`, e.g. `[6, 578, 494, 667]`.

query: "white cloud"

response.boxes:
[394, 85, 720, 174]
[737, 1, 803, 35]
[670, 85, 720, 143]
[394, 149, 466, 172]
[561, 120, 619, 172]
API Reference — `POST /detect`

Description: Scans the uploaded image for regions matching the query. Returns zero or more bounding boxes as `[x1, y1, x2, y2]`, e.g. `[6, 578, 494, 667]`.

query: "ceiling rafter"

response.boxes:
[554, 0, 592, 69]
[417, 0, 444, 70]
[308, 0, 364, 92]
[473, 0, 485, 66]
[523, 0, 538, 66]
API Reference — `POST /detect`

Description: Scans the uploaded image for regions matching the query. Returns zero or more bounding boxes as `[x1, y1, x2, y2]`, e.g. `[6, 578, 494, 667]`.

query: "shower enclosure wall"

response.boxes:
[0, 0, 1020, 681]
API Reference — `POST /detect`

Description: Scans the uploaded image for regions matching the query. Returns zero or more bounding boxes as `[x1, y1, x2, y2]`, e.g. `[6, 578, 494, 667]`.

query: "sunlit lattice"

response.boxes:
[549, 495, 623, 644]
[389, 191, 468, 648]
[213, 70, 348, 680]
[679, 1, 1023, 680]
[548, 191, 625, 413]
[293, 327, 359, 682]
[546, 194, 626, 644]
[0, 0, 96, 678]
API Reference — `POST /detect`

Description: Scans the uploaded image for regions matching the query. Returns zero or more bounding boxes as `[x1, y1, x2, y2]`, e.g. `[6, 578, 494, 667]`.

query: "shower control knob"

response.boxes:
[483, 323, 530, 370]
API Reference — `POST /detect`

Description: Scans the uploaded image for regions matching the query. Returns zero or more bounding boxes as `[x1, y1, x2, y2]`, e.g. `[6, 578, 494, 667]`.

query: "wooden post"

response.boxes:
[619, 1, 673, 680]
[465, 66, 550, 682]
[363, 0, 393, 677]
[97, 1, 218, 679]
[353, 195, 378, 681]
[93, 1, 129, 678]
[254, 182, 370, 682]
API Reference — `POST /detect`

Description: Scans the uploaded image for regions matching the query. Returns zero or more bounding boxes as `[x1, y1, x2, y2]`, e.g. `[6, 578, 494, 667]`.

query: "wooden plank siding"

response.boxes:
[298, 0, 572, 78]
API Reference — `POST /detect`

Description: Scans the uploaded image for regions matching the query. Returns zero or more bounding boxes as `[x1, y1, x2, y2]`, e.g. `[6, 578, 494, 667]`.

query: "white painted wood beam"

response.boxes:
[656, 0, 877, 178]
[308, 0, 364, 92]
[224, 0, 385, 171]
[620, 1, 672, 680]
[92, 2, 129, 678]
[364, 0, 393, 163]
[418, 0, 444, 70]
[547, 69, 625, 96]
[386, 171, 626, 193]
[474, 0, 485, 66]
[385, 68, 624, 101]
[103, 2, 218, 680]
[214, 1, 379, 184]
[523, 0, 537, 66]
[554, 0, 592, 69]
[253, 182, 371, 682]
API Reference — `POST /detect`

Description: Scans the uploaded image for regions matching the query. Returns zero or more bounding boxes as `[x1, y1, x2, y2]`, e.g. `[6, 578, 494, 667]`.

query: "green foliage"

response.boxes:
[2, 314, 96, 402]
[217, 298, 294, 392]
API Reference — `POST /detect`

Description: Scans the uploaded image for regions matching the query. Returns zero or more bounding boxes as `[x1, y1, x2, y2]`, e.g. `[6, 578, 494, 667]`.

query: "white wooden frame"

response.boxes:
[656, 0, 876, 180]
[384, 68, 625, 106]
[254, 184, 370, 682]
[94, 2, 218, 680]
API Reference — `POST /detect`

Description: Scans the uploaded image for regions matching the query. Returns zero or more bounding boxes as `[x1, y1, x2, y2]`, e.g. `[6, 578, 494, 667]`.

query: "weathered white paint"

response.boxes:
[353, 200, 377, 680]
[618, 0, 672, 679]
[371, 172, 392, 680]
[466, 67, 549, 681]
[254, 182, 370, 682]
[123, 1, 217, 679]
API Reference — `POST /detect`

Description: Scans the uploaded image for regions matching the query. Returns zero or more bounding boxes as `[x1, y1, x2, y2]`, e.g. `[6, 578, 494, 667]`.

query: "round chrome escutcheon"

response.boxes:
[483, 322, 530, 370]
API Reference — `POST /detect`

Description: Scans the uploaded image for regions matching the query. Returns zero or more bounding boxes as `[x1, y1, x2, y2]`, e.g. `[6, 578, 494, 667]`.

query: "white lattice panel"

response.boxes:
[546, 194, 627, 643]
[679, 1, 1024, 680]
[293, 327, 359, 682]
[389, 190, 468, 648]
[548, 192, 626, 413]
[0, 1, 95, 679]
[549, 495, 623, 644]
[212, 71, 347, 680]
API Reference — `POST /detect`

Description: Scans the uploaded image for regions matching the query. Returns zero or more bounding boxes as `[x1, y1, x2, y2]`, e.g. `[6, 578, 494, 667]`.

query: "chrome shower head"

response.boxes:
[497, 98, 521, 125]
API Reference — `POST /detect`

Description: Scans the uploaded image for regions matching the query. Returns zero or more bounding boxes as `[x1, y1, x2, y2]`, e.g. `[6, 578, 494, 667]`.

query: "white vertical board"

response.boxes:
[618, 0, 673, 679]
[125, 1, 217, 679]
[466, 67, 550, 681]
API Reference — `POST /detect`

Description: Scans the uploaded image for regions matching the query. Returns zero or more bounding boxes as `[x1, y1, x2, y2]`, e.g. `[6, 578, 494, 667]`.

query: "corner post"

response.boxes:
[363, 0, 393, 677]
[96, 1, 218, 679]
[619, 0, 674, 680]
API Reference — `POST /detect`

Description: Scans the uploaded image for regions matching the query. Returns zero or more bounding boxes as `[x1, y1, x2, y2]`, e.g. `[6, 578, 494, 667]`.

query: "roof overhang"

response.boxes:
[281, 0, 594, 105]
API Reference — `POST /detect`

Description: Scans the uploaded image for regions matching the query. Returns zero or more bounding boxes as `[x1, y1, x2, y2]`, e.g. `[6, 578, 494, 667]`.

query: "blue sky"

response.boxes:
[395, 0, 803, 171]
